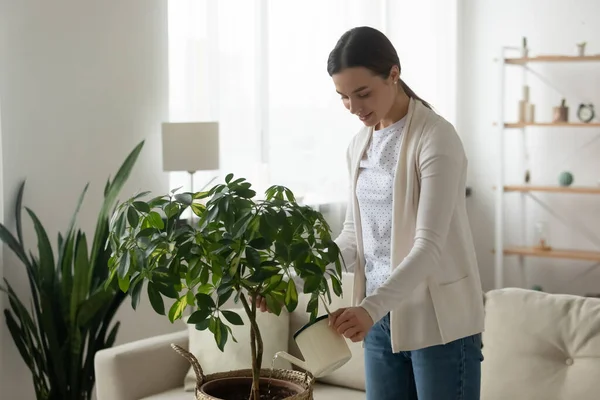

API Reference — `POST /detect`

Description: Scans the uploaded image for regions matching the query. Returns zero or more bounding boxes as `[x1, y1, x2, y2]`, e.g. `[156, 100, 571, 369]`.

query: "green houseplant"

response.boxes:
[0, 141, 145, 400]
[106, 174, 345, 400]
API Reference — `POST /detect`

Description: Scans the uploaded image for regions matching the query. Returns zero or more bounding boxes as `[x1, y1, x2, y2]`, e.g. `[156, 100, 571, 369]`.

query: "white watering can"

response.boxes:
[275, 315, 352, 378]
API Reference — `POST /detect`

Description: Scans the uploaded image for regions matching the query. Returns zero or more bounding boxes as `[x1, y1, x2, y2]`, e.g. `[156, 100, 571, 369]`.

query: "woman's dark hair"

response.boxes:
[327, 26, 432, 109]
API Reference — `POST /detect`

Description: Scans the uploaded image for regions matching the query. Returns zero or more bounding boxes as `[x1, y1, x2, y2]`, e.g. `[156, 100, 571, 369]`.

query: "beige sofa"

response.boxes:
[95, 273, 600, 400]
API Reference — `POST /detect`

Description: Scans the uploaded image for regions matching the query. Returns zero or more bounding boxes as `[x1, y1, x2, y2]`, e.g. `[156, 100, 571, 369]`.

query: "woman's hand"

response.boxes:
[329, 306, 374, 342]
[255, 295, 269, 313]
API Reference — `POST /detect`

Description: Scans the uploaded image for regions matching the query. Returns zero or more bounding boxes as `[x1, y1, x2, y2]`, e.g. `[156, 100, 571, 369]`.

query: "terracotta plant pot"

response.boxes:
[171, 344, 315, 400]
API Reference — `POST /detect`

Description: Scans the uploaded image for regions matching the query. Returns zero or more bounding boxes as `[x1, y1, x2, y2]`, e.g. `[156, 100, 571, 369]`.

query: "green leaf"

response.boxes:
[263, 274, 284, 294]
[196, 283, 213, 294]
[25, 208, 55, 286]
[186, 290, 195, 306]
[90, 140, 144, 274]
[191, 203, 206, 217]
[14, 180, 26, 246]
[231, 212, 254, 239]
[225, 173, 234, 183]
[118, 275, 130, 293]
[155, 282, 179, 299]
[117, 252, 130, 279]
[221, 310, 244, 325]
[195, 319, 211, 331]
[187, 309, 212, 324]
[284, 279, 298, 312]
[71, 233, 90, 321]
[306, 294, 319, 320]
[136, 227, 157, 238]
[215, 318, 228, 351]
[0, 223, 32, 276]
[298, 262, 323, 277]
[168, 296, 188, 322]
[331, 275, 343, 297]
[290, 242, 310, 262]
[164, 202, 180, 219]
[147, 211, 165, 229]
[218, 287, 233, 307]
[132, 201, 150, 213]
[148, 283, 165, 315]
[195, 293, 216, 310]
[77, 289, 112, 327]
[245, 247, 261, 269]
[127, 206, 140, 228]
[266, 292, 284, 316]
[130, 279, 144, 309]
[303, 276, 321, 294]
[249, 237, 269, 250]
[193, 191, 211, 200]
[175, 193, 193, 206]
[237, 189, 256, 199]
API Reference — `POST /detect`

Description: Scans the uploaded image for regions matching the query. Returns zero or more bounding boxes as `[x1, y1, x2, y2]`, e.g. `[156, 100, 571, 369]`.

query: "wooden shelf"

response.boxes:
[505, 122, 600, 128]
[504, 185, 600, 194]
[505, 55, 600, 65]
[504, 246, 600, 262]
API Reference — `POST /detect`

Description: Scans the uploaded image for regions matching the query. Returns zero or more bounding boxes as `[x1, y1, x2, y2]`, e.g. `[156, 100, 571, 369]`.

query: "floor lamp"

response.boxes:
[161, 121, 220, 222]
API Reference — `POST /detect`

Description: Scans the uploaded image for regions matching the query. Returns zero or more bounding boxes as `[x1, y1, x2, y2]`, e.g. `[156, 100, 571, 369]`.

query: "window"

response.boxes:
[167, 0, 457, 206]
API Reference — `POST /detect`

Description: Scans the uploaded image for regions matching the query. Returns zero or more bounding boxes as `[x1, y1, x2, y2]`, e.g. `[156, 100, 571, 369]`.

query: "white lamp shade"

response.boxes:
[161, 122, 219, 172]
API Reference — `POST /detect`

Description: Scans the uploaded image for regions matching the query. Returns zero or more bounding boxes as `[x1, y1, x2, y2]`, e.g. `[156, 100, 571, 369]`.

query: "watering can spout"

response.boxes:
[274, 351, 307, 372]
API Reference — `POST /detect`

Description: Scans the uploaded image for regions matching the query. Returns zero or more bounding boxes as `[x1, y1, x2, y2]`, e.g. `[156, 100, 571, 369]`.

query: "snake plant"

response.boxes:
[0, 141, 145, 400]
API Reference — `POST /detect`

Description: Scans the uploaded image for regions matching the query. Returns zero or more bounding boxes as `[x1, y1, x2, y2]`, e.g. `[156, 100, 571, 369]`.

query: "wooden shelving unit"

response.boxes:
[504, 54, 600, 64]
[494, 47, 600, 290]
[505, 122, 600, 128]
[504, 247, 600, 262]
[503, 185, 600, 195]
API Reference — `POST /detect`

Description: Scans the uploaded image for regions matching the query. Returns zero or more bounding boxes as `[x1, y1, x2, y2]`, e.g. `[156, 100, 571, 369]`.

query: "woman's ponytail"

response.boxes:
[399, 79, 432, 110]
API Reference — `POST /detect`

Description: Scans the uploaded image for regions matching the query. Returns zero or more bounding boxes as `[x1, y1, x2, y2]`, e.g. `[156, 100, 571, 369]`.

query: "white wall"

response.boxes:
[0, 0, 182, 398]
[0, 76, 4, 398]
[459, 0, 600, 293]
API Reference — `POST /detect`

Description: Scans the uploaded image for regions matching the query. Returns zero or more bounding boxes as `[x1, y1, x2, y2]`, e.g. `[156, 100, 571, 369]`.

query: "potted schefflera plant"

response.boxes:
[106, 174, 345, 400]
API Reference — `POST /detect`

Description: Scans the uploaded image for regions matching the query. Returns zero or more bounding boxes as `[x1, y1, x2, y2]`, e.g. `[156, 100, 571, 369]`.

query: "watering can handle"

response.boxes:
[171, 343, 206, 393]
[275, 351, 308, 371]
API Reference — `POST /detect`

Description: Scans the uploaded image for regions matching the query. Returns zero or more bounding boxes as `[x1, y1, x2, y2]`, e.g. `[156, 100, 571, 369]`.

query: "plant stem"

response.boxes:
[240, 292, 263, 400]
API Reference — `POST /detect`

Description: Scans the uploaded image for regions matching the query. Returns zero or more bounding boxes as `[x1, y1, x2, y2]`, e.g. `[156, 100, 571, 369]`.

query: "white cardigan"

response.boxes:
[336, 98, 485, 352]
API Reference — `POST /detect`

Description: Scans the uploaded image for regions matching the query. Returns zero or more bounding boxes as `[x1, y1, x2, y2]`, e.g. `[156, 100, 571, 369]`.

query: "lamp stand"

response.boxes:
[187, 171, 196, 226]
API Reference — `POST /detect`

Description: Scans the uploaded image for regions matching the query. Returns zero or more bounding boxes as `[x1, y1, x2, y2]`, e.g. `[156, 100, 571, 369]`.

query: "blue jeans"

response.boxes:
[364, 314, 484, 400]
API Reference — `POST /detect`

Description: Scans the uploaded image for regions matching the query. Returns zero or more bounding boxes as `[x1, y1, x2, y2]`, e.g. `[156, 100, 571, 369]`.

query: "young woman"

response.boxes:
[256, 25, 484, 399]
[323, 26, 485, 399]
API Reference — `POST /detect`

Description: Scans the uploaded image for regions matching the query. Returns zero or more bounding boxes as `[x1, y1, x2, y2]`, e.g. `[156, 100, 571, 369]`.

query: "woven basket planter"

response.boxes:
[171, 344, 315, 400]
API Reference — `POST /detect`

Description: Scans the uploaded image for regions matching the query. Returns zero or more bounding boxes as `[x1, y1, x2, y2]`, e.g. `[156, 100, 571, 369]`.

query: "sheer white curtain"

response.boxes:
[167, 0, 457, 212]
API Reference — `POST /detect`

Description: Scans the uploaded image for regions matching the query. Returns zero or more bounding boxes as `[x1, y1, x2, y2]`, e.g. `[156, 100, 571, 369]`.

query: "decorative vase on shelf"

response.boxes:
[559, 171, 574, 187]
[553, 99, 569, 123]
[534, 221, 551, 251]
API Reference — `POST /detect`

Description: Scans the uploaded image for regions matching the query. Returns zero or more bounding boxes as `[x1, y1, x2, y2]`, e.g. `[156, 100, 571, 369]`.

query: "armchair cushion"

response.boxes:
[482, 288, 600, 400]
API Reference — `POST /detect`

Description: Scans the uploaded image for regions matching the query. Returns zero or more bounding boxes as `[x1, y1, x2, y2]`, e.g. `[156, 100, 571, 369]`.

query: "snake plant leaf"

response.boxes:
[70, 233, 90, 322]
[25, 208, 55, 287]
[15, 180, 25, 246]
[89, 140, 144, 274]
[0, 223, 30, 271]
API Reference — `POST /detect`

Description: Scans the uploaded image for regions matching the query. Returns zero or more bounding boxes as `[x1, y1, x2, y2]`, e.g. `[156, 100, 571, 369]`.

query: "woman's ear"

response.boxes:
[388, 65, 400, 85]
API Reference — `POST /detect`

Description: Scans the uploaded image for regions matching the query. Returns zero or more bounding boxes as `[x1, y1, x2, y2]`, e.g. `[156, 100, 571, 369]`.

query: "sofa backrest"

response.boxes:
[482, 288, 600, 400]
[289, 272, 366, 391]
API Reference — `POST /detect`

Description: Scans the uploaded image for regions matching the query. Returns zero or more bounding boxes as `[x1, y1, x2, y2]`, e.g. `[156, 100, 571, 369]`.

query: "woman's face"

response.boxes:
[332, 66, 398, 127]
